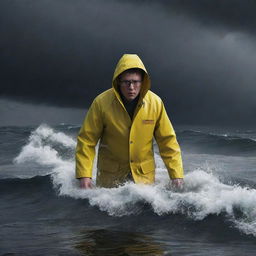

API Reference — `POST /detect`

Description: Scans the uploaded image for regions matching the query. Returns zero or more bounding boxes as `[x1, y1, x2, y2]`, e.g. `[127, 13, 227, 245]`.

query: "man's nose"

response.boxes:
[128, 83, 135, 88]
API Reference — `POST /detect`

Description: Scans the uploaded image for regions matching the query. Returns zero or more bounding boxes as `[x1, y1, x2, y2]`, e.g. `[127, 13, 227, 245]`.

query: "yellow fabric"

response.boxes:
[76, 54, 184, 188]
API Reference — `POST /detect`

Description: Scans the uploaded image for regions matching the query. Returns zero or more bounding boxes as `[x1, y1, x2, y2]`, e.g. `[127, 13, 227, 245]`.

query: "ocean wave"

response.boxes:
[179, 129, 256, 155]
[52, 166, 256, 236]
[11, 124, 256, 237]
[14, 124, 76, 165]
[180, 129, 256, 143]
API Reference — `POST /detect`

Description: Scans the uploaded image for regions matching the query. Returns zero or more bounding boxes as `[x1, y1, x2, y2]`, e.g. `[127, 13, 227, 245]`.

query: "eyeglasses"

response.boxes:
[120, 80, 142, 87]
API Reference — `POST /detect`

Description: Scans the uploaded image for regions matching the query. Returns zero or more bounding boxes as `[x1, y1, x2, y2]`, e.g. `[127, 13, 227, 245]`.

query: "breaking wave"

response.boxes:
[8, 124, 256, 237]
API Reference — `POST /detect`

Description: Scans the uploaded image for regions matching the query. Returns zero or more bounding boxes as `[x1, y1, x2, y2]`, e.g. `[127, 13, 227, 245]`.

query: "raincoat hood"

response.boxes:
[112, 54, 151, 101]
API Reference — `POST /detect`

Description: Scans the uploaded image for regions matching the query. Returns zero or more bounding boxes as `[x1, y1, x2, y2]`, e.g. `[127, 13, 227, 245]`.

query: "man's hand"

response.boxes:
[171, 178, 184, 190]
[80, 177, 93, 189]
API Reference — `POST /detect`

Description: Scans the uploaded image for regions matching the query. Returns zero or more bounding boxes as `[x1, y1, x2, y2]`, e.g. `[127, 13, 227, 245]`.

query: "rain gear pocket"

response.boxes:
[97, 157, 129, 188]
[140, 159, 155, 174]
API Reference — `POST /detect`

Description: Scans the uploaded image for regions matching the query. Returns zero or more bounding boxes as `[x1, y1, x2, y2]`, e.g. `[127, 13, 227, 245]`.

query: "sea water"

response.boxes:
[1, 124, 256, 255]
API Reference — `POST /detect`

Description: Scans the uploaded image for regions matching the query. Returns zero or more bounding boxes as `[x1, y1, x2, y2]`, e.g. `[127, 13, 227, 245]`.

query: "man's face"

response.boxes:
[119, 72, 142, 102]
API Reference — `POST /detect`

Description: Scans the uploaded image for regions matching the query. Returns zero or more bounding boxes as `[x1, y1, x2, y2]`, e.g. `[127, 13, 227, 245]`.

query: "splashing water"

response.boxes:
[14, 124, 256, 236]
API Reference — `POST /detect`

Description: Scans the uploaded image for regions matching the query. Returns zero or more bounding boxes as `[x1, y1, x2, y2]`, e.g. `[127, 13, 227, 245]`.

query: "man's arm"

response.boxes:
[76, 99, 103, 188]
[154, 101, 184, 187]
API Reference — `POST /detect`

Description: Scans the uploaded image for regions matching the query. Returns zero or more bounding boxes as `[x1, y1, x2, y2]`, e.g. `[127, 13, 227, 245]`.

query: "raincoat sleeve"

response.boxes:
[154, 102, 184, 179]
[75, 99, 104, 178]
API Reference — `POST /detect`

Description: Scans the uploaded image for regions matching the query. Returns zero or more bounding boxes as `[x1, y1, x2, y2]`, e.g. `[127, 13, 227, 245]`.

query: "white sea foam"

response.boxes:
[14, 124, 76, 166]
[14, 124, 256, 237]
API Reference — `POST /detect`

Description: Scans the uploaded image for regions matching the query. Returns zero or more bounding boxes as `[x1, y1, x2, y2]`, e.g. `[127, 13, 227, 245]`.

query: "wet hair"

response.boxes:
[118, 68, 145, 81]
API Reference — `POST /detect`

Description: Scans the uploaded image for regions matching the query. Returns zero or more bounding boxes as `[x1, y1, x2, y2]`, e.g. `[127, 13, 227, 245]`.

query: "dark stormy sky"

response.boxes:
[1, 0, 256, 126]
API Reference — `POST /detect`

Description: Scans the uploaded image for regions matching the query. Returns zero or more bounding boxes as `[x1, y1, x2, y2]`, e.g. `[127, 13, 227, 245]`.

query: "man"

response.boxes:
[76, 54, 184, 189]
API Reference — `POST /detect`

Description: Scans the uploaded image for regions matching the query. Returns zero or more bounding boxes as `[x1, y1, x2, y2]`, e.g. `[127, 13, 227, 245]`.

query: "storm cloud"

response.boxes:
[0, 0, 256, 125]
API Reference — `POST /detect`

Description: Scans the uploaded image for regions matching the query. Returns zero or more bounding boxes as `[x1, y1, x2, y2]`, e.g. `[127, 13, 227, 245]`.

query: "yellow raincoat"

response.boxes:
[76, 54, 183, 187]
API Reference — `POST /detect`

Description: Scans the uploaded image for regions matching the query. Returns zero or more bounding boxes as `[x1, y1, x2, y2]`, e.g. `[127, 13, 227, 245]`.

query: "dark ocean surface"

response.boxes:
[1, 124, 256, 256]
